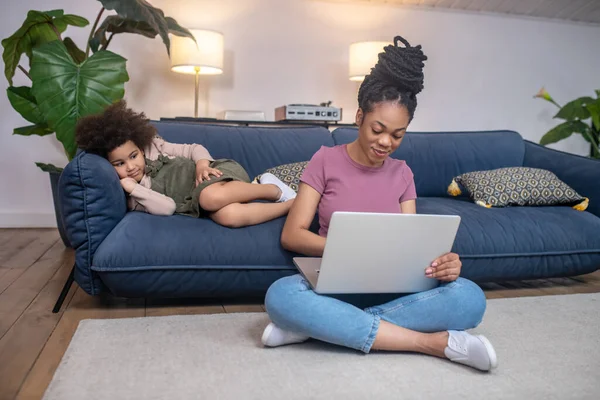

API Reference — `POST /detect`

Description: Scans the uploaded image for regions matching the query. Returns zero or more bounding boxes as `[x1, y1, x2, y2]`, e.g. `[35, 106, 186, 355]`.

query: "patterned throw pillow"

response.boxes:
[254, 161, 309, 192]
[447, 167, 589, 211]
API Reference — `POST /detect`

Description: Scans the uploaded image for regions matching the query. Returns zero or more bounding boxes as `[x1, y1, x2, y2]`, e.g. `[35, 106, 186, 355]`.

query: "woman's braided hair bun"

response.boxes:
[357, 35, 428, 120]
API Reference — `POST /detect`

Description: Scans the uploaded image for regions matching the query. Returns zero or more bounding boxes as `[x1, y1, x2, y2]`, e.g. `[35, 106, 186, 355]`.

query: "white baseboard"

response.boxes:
[0, 213, 58, 228]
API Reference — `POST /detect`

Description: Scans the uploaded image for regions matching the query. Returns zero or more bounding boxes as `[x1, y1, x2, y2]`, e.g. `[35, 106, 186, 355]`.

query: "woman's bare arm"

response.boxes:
[281, 183, 326, 256]
[400, 199, 416, 214]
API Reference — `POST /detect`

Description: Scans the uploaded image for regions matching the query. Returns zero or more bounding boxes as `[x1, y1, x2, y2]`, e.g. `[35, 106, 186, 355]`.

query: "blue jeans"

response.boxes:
[264, 274, 487, 353]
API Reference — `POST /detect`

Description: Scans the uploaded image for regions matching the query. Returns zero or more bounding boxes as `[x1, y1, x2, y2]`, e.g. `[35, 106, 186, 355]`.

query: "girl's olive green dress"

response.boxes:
[145, 155, 251, 217]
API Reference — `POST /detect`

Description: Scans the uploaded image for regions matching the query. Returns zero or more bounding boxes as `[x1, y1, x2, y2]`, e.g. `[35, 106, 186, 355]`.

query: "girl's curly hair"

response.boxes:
[75, 100, 157, 158]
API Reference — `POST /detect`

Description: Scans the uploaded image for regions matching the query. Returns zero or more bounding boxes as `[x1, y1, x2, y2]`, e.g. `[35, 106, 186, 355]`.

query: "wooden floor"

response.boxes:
[0, 229, 599, 400]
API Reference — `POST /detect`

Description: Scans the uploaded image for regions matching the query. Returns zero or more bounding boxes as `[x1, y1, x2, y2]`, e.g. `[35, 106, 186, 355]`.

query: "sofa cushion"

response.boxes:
[91, 211, 320, 297]
[59, 151, 127, 295]
[524, 141, 600, 218]
[448, 167, 589, 210]
[254, 161, 309, 192]
[93, 195, 600, 297]
[151, 122, 334, 179]
[93, 212, 303, 269]
[417, 197, 600, 281]
[332, 128, 525, 198]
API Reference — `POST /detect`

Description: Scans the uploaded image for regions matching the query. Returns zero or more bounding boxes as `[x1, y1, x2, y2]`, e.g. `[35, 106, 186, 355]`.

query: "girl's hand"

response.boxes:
[425, 252, 462, 282]
[195, 163, 223, 185]
[120, 177, 138, 194]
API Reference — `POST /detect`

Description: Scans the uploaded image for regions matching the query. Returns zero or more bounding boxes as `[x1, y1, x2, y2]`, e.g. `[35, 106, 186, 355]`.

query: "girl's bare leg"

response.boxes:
[199, 181, 282, 212]
[209, 200, 294, 228]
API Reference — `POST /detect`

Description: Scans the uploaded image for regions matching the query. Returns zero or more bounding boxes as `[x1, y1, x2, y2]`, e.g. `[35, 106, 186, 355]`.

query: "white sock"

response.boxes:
[444, 330, 498, 372]
[261, 322, 309, 347]
[259, 173, 297, 202]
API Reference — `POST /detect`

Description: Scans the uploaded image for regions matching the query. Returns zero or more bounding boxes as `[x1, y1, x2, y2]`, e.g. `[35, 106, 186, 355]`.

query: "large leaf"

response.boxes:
[586, 99, 600, 131]
[14, 123, 54, 136]
[90, 15, 157, 53]
[96, 0, 194, 55]
[57, 15, 89, 28]
[89, 14, 195, 53]
[6, 86, 45, 124]
[35, 162, 63, 173]
[30, 41, 129, 160]
[1, 10, 89, 84]
[554, 96, 595, 121]
[540, 121, 590, 146]
[98, 0, 170, 54]
[63, 37, 86, 63]
[2, 11, 61, 84]
[45, 10, 69, 29]
[165, 17, 195, 40]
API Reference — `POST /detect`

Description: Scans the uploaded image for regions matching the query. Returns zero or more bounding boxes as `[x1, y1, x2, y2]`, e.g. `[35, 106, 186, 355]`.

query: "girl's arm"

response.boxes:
[281, 183, 326, 257]
[122, 178, 176, 216]
[152, 136, 214, 163]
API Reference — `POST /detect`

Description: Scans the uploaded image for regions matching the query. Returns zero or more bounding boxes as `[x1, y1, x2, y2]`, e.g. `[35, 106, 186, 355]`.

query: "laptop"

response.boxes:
[293, 212, 461, 294]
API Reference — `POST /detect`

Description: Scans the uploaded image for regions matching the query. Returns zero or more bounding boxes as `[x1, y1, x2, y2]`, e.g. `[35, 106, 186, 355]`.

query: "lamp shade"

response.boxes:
[171, 29, 224, 75]
[348, 41, 389, 82]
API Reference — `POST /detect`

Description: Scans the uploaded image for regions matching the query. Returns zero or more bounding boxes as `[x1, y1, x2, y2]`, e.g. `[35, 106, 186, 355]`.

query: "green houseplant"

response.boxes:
[2, 0, 195, 246]
[534, 88, 600, 159]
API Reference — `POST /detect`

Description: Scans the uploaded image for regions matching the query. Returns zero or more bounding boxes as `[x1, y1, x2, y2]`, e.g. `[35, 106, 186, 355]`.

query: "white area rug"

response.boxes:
[43, 293, 600, 400]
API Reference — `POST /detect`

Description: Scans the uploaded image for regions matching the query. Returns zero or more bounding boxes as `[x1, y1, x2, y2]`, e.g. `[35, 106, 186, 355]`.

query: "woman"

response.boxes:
[261, 36, 497, 372]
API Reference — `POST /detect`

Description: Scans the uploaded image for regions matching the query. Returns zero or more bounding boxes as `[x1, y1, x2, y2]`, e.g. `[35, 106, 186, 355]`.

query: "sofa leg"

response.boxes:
[52, 265, 75, 313]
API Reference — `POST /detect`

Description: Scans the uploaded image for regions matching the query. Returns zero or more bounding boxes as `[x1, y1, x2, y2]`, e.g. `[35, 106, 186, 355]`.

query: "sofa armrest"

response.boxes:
[523, 141, 600, 217]
[59, 152, 127, 295]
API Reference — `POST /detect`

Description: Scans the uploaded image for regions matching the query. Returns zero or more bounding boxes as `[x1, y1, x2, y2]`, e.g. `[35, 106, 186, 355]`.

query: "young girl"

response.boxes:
[75, 100, 296, 227]
[261, 36, 498, 372]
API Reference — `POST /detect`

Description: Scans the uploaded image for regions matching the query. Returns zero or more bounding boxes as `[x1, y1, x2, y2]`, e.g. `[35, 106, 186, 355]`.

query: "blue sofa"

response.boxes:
[59, 122, 600, 299]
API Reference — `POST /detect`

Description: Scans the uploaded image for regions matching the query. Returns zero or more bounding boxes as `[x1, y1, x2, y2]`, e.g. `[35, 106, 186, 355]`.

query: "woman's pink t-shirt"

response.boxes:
[301, 144, 417, 237]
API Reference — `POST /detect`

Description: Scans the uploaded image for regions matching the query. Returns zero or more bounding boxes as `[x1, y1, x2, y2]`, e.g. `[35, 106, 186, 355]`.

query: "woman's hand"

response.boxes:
[120, 177, 138, 194]
[425, 252, 462, 282]
[195, 161, 222, 185]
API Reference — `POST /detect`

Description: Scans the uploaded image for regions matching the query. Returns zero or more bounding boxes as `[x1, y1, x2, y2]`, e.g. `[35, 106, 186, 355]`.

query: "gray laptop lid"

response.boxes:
[310, 212, 461, 294]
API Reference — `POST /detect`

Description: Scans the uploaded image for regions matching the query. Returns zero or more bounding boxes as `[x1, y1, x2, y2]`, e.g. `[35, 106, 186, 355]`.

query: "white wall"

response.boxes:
[1, 0, 599, 227]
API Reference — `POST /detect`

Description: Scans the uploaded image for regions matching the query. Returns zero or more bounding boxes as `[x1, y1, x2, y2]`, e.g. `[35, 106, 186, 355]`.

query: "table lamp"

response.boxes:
[170, 29, 224, 118]
[348, 41, 389, 82]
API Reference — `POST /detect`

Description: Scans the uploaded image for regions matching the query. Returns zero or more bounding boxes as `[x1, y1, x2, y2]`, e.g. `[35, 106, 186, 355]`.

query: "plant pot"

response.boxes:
[48, 171, 71, 248]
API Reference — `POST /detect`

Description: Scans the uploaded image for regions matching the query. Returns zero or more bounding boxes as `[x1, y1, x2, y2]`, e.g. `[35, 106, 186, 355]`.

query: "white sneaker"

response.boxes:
[261, 322, 309, 347]
[259, 173, 297, 202]
[444, 330, 498, 371]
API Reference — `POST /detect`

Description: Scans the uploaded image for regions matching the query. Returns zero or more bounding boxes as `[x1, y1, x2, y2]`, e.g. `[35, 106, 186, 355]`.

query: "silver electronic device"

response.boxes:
[275, 103, 342, 122]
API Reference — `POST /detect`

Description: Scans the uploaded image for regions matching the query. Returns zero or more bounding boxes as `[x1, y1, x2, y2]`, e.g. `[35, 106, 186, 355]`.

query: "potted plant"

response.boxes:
[2, 0, 195, 247]
[534, 88, 600, 159]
